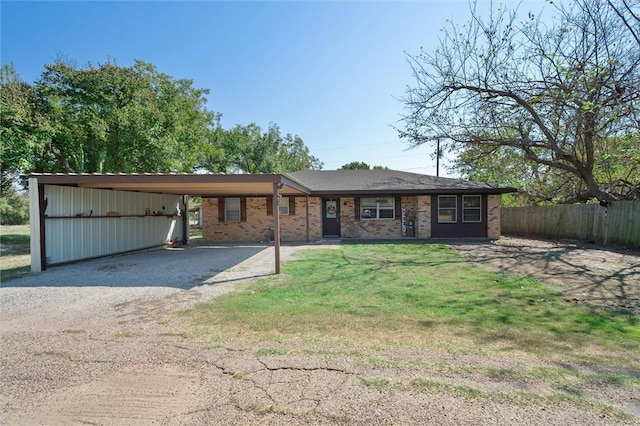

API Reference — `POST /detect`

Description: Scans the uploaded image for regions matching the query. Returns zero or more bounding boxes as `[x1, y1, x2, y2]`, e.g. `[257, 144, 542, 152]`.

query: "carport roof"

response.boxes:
[28, 173, 311, 197]
[29, 170, 517, 197]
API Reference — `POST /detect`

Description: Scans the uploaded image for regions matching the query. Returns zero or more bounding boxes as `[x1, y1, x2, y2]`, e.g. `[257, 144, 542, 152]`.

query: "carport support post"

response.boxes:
[182, 195, 189, 245]
[28, 178, 43, 272]
[273, 182, 281, 274]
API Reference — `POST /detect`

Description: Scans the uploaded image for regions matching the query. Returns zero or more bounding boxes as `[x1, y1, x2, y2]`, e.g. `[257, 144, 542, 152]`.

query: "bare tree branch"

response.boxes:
[399, 0, 640, 204]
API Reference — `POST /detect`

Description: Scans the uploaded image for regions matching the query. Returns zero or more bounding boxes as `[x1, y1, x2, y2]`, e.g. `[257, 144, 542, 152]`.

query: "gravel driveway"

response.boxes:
[1, 239, 638, 425]
[1, 244, 275, 328]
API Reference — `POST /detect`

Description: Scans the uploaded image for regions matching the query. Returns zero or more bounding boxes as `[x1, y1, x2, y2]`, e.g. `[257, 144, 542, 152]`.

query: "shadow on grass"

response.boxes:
[450, 239, 640, 313]
[0, 233, 30, 245]
[281, 243, 639, 358]
[1, 265, 32, 282]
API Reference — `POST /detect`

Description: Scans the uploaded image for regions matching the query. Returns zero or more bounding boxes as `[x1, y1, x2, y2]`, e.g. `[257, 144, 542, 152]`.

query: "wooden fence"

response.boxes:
[501, 201, 640, 249]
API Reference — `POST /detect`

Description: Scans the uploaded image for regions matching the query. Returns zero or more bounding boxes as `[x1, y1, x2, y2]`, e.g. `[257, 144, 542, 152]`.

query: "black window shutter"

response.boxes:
[218, 197, 225, 222]
[395, 196, 402, 218]
[266, 197, 273, 216]
[240, 197, 247, 222]
[289, 197, 296, 215]
[355, 198, 360, 220]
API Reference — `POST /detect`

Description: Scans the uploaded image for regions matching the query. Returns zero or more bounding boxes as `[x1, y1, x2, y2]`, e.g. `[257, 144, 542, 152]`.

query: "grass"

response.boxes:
[360, 376, 633, 421]
[185, 243, 640, 419]
[189, 227, 202, 239]
[0, 225, 32, 281]
[187, 244, 639, 357]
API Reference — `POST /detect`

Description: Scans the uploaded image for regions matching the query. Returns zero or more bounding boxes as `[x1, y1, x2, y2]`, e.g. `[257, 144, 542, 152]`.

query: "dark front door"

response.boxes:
[322, 199, 340, 237]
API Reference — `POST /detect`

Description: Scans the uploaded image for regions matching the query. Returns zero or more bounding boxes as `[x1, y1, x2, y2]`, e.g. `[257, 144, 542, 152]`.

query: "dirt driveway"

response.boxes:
[1, 238, 638, 425]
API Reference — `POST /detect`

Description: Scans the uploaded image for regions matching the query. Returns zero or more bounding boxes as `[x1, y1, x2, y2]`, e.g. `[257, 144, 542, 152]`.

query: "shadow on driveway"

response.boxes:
[0, 244, 270, 289]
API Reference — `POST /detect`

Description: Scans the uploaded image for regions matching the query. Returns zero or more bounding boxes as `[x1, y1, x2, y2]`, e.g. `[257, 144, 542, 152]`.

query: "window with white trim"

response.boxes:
[279, 197, 289, 215]
[225, 197, 241, 222]
[462, 195, 482, 222]
[360, 197, 395, 220]
[438, 195, 457, 223]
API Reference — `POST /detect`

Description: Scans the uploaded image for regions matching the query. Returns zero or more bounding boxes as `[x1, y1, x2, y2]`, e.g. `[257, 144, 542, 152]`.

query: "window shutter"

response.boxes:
[266, 197, 273, 216]
[355, 198, 360, 220]
[289, 197, 296, 215]
[218, 197, 225, 222]
[240, 197, 247, 222]
[395, 197, 402, 218]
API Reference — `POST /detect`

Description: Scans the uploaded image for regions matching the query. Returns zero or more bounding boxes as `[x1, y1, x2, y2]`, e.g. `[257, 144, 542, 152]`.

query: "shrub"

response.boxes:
[0, 188, 29, 225]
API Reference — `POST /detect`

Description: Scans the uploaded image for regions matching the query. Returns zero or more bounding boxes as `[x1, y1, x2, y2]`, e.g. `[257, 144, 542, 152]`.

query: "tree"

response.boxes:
[13, 59, 217, 175]
[0, 185, 29, 225]
[277, 132, 323, 172]
[201, 122, 322, 173]
[339, 162, 388, 170]
[2, 59, 320, 183]
[607, 0, 640, 45]
[400, 0, 640, 204]
[0, 64, 50, 191]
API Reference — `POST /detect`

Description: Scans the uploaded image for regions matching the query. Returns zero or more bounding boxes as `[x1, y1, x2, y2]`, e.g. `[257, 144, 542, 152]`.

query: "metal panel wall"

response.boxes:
[44, 185, 184, 265]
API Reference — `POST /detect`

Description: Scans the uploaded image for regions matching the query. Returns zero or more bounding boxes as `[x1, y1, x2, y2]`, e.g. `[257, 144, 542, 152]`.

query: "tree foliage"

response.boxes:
[1, 59, 323, 188]
[33, 59, 216, 174]
[1, 64, 50, 191]
[201, 122, 323, 174]
[0, 185, 29, 225]
[400, 0, 640, 204]
[339, 162, 388, 170]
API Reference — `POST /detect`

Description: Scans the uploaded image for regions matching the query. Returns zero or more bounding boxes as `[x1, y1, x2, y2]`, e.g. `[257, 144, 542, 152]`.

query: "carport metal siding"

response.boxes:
[29, 173, 312, 273]
[43, 185, 184, 265]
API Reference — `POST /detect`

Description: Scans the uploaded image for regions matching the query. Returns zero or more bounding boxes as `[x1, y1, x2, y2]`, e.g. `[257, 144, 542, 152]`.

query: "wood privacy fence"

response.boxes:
[501, 201, 640, 249]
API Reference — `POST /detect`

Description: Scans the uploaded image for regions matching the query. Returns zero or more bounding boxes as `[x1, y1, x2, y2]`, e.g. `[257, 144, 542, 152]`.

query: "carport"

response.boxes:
[28, 173, 311, 273]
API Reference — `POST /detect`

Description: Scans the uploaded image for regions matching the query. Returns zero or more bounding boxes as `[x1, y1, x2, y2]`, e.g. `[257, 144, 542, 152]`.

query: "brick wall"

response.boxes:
[202, 195, 430, 242]
[341, 196, 419, 239]
[307, 197, 323, 240]
[202, 196, 322, 242]
[487, 194, 502, 239]
[416, 195, 431, 238]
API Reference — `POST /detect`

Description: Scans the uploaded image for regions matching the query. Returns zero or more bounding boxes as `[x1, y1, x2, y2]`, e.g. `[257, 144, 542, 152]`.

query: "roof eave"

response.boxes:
[309, 188, 517, 196]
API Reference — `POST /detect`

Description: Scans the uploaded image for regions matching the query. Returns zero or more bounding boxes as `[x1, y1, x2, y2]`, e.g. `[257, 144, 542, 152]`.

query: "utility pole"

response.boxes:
[436, 138, 441, 177]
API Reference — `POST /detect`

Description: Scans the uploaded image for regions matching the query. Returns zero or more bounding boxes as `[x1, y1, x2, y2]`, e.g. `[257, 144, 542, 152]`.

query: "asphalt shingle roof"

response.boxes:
[287, 170, 515, 194]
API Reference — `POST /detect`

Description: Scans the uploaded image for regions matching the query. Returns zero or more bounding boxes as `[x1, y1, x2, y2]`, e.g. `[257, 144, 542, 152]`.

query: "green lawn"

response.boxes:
[188, 243, 639, 362]
[0, 225, 31, 281]
[185, 243, 639, 419]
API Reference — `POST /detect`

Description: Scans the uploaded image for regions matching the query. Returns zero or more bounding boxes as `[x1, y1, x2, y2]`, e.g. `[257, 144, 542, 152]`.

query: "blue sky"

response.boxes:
[1, 0, 549, 176]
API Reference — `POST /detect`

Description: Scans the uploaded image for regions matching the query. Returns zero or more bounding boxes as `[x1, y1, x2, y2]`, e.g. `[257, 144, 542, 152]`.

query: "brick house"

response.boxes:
[27, 171, 515, 272]
[202, 169, 515, 242]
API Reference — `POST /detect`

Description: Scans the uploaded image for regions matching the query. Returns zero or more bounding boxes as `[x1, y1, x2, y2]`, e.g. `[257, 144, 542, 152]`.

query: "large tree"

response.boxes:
[400, 0, 640, 204]
[32, 59, 216, 174]
[201, 122, 323, 173]
[2, 59, 322, 183]
[0, 64, 51, 191]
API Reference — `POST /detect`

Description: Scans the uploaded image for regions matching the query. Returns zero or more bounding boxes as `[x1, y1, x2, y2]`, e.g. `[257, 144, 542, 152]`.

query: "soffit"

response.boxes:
[29, 173, 311, 197]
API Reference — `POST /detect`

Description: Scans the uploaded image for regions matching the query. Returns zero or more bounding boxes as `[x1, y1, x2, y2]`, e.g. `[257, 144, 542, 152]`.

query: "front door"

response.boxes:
[322, 199, 340, 237]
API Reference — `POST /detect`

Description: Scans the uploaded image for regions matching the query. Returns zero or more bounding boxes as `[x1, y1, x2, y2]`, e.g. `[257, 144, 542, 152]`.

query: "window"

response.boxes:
[267, 196, 295, 216]
[438, 195, 457, 223]
[360, 197, 395, 220]
[463, 195, 482, 222]
[225, 197, 241, 222]
[279, 197, 289, 215]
